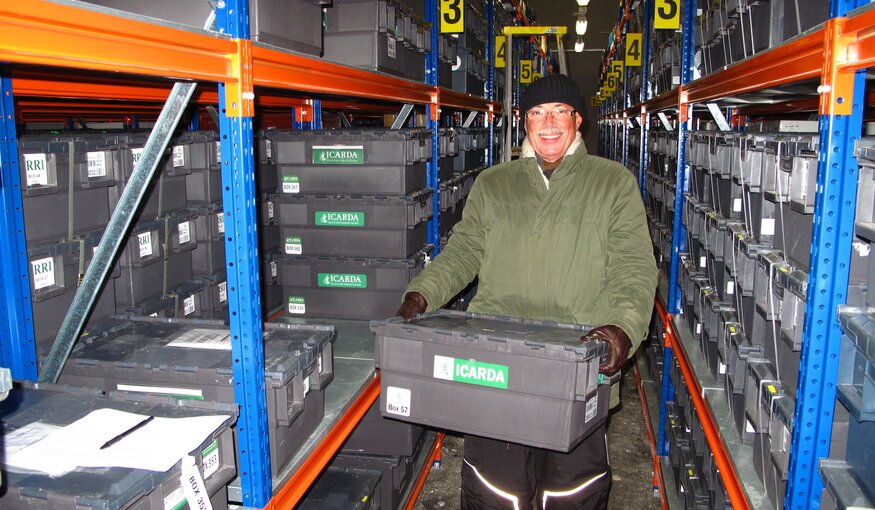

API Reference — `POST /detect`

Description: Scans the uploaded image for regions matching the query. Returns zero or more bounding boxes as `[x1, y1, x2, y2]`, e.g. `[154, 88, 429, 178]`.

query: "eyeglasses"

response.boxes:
[525, 108, 577, 120]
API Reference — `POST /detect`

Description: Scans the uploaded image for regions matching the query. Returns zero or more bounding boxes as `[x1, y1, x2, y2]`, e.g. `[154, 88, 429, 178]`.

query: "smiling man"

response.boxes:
[398, 74, 657, 510]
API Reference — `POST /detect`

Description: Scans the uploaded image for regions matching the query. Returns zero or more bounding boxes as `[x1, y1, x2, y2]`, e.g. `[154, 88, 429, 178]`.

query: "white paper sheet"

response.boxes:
[4, 408, 231, 477]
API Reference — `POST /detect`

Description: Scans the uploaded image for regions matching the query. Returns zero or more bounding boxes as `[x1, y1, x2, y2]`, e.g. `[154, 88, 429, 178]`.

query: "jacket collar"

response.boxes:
[520, 132, 586, 188]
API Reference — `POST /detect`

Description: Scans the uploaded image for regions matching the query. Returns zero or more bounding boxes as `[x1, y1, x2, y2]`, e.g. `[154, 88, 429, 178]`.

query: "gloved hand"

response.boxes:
[581, 325, 631, 376]
[396, 292, 428, 322]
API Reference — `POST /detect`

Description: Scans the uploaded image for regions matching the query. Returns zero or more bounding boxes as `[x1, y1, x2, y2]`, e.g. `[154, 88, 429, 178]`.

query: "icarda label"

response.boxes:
[433, 355, 509, 389]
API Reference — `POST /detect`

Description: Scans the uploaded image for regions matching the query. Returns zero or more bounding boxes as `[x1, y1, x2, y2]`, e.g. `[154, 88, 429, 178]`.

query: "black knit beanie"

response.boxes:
[519, 74, 585, 115]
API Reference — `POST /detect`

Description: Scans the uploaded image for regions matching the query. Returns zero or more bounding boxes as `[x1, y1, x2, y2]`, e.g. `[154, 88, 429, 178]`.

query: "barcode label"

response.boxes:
[87, 151, 108, 177]
[172, 145, 185, 167]
[178, 221, 191, 245]
[183, 296, 196, 316]
[218, 282, 227, 303]
[216, 213, 225, 234]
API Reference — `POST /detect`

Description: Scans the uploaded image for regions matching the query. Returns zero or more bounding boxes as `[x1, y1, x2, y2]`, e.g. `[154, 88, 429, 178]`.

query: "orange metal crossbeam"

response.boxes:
[633, 362, 669, 510]
[442, 88, 495, 112]
[266, 374, 381, 510]
[402, 432, 446, 510]
[643, 89, 680, 113]
[0, 0, 235, 83]
[837, 6, 875, 73]
[655, 299, 750, 510]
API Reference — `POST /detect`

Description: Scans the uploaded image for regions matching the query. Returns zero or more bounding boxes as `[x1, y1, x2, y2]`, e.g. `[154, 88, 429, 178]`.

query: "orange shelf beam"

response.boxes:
[266, 374, 381, 510]
[0, 0, 236, 84]
[402, 432, 446, 510]
[655, 299, 750, 510]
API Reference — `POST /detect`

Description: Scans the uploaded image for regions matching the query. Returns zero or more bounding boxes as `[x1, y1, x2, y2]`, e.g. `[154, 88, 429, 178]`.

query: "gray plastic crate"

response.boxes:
[114, 231, 194, 309]
[280, 250, 428, 320]
[836, 306, 875, 422]
[299, 467, 382, 510]
[819, 459, 875, 510]
[341, 398, 425, 456]
[264, 129, 431, 196]
[197, 271, 230, 322]
[0, 382, 236, 510]
[331, 450, 417, 510]
[18, 137, 112, 245]
[373, 310, 616, 451]
[58, 317, 335, 477]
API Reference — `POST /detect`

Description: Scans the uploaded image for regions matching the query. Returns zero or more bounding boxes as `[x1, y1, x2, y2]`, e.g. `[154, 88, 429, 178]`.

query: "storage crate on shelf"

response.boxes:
[373, 310, 616, 452]
[298, 467, 382, 510]
[57, 318, 335, 478]
[0, 382, 237, 510]
[341, 399, 425, 457]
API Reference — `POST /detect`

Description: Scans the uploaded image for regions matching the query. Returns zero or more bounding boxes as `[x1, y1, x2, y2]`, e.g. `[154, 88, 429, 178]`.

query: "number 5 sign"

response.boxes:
[654, 0, 680, 29]
[441, 0, 464, 33]
[520, 60, 533, 84]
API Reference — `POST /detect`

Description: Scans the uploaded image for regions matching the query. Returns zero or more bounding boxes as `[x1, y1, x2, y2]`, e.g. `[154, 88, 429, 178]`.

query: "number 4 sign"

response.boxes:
[441, 0, 464, 33]
[625, 33, 642, 66]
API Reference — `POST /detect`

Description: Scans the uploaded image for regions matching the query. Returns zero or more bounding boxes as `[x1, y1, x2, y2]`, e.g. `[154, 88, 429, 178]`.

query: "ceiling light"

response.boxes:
[574, 37, 584, 53]
[577, 0, 590, 5]
[576, 17, 588, 35]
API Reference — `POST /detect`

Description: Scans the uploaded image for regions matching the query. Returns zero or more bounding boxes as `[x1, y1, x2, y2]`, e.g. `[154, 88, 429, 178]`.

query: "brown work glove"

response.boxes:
[581, 325, 632, 376]
[396, 292, 428, 322]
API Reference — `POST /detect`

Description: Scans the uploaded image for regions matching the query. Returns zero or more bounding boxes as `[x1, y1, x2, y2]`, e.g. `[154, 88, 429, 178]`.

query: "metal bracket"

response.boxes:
[706, 103, 731, 131]
[225, 38, 255, 117]
[820, 17, 854, 116]
[657, 112, 673, 131]
[391, 103, 415, 130]
[39, 82, 197, 383]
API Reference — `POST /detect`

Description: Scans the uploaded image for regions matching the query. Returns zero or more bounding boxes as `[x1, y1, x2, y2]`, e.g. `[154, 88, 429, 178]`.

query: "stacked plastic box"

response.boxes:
[56, 317, 335, 479]
[259, 128, 434, 320]
[0, 382, 238, 510]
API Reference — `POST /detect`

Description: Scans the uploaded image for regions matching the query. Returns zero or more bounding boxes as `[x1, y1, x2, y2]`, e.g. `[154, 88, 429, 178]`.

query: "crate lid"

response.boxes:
[372, 310, 607, 362]
[298, 467, 382, 510]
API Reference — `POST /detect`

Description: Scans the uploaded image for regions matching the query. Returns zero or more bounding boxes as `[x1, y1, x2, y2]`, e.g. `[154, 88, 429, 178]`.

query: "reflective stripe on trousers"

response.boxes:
[464, 458, 522, 510]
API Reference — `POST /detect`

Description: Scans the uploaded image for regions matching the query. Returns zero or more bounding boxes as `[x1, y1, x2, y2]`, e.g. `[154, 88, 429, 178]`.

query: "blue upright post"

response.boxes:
[785, 3, 867, 507]
[426, 0, 440, 254]
[638, 0, 653, 197]
[486, 0, 495, 167]
[215, 2, 272, 506]
[312, 99, 322, 130]
[0, 72, 36, 379]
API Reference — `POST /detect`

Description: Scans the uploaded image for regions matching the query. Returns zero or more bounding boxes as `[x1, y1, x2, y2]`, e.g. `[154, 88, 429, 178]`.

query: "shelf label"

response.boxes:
[24, 153, 49, 187]
[284, 236, 303, 255]
[315, 211, 365, 227]
[183, 295, 196, 316]
[181, 455, 213, 510]
[31, 257, 56, 291]
[520, 60, 533, 84]
[201, 440, 220, 479]
[312, 145, 364, 165]
[585, 394, 598, 423]
[218, 281, 227, 304]
[532, 71, 542, 81]
[591, 96, 599, 107]
[654, 0, 680, 29]
[288, 296, 306, 314]
[216, 212, 225, 235]
[87, 151, 108, 178]
[172, 144, 186, 168]
[163, 486, 187, 510]
[318, 273, 367, 289]
[387, 35, 397, 59]
[270, 261, 278, 279]
[440, 0, 464, 33]
[433, 355, 508, 389]
[282, 175, 300, 194]
[495, 36, 506, 68]
[605, 72, 620, 92]
[611, 60, 624, 80]
[386, 386, 411, 417]
[625, 33, 643, 66]
[178, 221, 191, 245]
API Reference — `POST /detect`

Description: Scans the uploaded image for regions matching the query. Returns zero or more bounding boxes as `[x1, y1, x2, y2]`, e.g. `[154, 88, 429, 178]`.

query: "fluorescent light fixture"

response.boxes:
[574, 37, 584, 52]
[576, 17, 588, 35]
[577, 0, 590, 5]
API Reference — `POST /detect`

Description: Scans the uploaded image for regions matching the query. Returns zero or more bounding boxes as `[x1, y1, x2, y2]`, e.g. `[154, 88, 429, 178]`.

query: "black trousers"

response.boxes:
[460, 424, 611, 510]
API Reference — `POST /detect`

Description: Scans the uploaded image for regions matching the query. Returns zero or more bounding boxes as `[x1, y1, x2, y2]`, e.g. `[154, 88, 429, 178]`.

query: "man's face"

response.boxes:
[524, 102, 583, 163]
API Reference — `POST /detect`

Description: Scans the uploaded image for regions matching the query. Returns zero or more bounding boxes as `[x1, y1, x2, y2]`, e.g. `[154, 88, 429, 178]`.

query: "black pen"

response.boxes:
[99, 415, 155, 450]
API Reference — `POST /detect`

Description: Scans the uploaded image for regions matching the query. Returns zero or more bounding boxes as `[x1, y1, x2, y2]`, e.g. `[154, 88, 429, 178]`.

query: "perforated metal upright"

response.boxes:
[486, 0, 495, 166]
[0, 73, 36, 380]
[426, 0, 440, 255]
[215, 1, 272, 505]
[785, 1, 869, 508]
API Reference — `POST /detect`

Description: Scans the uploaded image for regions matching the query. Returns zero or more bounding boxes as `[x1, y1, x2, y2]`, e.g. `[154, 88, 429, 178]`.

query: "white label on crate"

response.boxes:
[853, 240, 870, 257]
[117, 383, 204, 400]
[181, 455, 213, 510]
[31, 257, 56, 290]
[282, 175, 300, 194]
[733, 198, 742, 212]
[584, 394, 598, 423]
[387, 34, 397, 59]
[183, 295, 196, 316]
[172, 144, 186, 167]
[267, 201, 275, 220]
[216, 213, 225, 235]
[284, 236, 303, 255]
[696, 323, 701, 334]
[761, 218, 776, 237]
[318, 354, 324, 374]
[218, 281, 227, 304]
[745, 419, 755, 434]
[288, 296, 306, 314]
[24, 153, 48, 186]
[163, 485, 187, 510]
[265, 139, 273, 160]
[149, 312, 159, 318]
[87, 151, 108, 178]
[726, 281, 735, 295]
[131, 147, 145, 165]
[178, 221, 191, 245]
[138, 232, 153, 258]
[214, 141, 221, 163]
[433, 355, 454, 381]
[303, 374, 311, 395]
[699, 256, 706, 268]
[385, 386, 411, 417]
[167, 328, 232, 350]
[270, 261, 278, 279]
[719, 361, 726, 375]
[201, 440, 220, 479]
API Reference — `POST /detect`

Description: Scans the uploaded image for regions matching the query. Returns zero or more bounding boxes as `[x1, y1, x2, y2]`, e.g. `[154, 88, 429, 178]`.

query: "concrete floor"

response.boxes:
[412, 363, 661, 510]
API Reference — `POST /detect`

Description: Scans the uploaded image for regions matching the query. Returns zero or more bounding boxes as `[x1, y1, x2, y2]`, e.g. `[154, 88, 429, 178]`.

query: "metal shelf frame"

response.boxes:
[598, 1, 875, 508]
[0, 0, 511, 508]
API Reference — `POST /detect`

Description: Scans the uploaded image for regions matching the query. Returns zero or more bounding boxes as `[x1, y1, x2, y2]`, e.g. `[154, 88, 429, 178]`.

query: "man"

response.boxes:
[397, 74, 657, 510]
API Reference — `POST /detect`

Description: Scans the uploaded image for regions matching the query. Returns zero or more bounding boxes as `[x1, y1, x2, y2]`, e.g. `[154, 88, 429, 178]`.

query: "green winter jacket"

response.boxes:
[405, 139, 658, 406]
